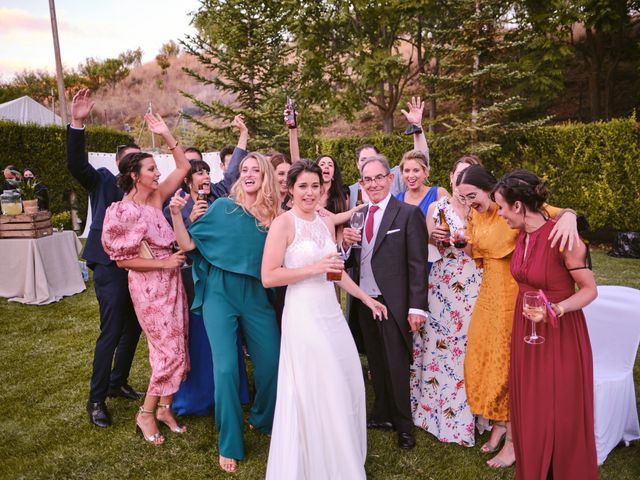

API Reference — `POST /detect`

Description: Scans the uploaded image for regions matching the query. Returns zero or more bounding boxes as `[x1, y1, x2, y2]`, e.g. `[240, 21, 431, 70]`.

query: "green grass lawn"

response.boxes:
[0, 250, 638, 479]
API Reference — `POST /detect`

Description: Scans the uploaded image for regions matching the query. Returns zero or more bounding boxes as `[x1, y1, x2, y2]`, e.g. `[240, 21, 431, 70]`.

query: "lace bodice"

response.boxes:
[284, 212, 336, 285]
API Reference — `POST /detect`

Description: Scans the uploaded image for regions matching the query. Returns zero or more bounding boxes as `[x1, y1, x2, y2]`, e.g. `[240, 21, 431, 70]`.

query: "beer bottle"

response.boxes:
[355, 188, 363, 206]
[197, 189, 207, 202]
[438, 207, 451, 247]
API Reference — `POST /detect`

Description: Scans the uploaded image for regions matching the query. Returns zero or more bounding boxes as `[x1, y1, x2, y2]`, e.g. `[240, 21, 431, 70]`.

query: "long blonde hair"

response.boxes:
[230, 152, 279, 228]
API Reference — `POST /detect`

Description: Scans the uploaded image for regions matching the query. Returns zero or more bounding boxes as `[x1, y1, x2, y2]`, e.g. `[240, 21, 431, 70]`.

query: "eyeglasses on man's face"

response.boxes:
[360, 173, 390, 186]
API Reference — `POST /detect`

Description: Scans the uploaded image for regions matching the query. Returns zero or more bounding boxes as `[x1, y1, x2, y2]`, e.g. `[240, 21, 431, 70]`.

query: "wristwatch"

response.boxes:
[404, 124, 423, 135]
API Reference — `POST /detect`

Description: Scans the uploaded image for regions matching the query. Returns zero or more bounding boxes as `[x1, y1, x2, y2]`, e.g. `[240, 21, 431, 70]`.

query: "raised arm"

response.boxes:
[67, 88, 100, 191]
[146, 113, 189, 202]
[210, 114, 248, 199]
[401, 96, 430, 161]
[284, 103, 301, 162]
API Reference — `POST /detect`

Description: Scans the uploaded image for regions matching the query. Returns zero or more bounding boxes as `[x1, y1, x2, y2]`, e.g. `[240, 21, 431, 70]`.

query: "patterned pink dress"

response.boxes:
[102, 201, 189, 397]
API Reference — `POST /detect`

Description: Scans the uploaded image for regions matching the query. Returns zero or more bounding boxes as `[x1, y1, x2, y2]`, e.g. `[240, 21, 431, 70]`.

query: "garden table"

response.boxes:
[0, 231, 86, 305]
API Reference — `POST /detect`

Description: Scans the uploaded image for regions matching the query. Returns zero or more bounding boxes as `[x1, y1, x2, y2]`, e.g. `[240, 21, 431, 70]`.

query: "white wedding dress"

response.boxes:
[265, 213, 367, 480]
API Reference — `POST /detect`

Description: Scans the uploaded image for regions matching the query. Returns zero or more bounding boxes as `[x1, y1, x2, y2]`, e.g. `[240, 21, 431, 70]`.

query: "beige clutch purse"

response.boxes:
[138, 240, 155, 259]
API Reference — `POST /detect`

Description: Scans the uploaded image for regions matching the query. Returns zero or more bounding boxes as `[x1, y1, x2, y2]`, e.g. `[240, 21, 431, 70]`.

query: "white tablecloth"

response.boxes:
[0, 231, 86, 305]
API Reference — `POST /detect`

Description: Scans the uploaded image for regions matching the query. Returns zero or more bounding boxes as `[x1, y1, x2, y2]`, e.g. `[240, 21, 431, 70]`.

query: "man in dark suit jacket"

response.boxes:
[343, 155, 429, 449]
[67, 89, 143, 428]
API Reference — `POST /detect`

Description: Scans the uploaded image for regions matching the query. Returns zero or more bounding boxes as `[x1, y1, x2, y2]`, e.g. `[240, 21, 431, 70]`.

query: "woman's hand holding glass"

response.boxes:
[314, 252, 344, 281]
[523, 291, 546, 345]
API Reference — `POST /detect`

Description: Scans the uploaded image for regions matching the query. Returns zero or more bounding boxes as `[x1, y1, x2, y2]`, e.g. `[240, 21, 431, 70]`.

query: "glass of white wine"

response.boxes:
[350, 210, 366, 249]
[523, 291, 545, 345]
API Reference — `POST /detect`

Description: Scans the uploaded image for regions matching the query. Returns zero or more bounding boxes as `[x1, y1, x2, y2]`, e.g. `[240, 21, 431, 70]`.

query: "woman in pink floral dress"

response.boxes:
[410, 156, 482, 446]
[102, 113, 191, 445]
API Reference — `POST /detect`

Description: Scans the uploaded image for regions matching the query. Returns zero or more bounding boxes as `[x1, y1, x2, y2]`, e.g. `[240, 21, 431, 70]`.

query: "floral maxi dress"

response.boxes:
[410, 197, 482, 445]
[102, 201, 189, 397]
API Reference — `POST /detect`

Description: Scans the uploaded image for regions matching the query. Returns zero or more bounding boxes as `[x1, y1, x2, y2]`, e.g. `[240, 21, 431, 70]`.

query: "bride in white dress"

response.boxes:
[262, 161, 387, 480]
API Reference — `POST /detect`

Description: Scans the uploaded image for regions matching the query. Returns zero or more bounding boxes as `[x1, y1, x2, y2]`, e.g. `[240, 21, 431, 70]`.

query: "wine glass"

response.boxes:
[350, 210, 366, 249]
[523, 291, 545, 345]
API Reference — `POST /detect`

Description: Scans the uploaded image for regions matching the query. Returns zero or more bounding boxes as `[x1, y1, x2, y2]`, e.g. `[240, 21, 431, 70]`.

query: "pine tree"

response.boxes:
[181, 0, 314, 148]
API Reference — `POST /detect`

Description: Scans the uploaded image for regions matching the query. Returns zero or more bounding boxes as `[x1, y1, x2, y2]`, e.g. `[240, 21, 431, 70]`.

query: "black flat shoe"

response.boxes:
[107, 384, 144, 401]
[367, 419, 395, 431]
[398, 432, 416, 449]
[87, 401, 112, 428]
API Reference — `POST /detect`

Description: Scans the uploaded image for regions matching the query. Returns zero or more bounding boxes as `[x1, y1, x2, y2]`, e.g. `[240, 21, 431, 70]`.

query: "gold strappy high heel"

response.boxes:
[156, 403, 187, 433]
[135, 406, 164, 445]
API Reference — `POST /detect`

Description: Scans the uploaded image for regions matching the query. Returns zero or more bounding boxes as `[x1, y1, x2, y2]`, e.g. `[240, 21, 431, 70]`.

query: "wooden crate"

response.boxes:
[0, 211, 53, 239]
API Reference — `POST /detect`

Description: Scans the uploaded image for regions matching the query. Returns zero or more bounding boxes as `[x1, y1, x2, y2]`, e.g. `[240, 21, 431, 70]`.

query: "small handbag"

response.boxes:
[138, 240, 155, 259]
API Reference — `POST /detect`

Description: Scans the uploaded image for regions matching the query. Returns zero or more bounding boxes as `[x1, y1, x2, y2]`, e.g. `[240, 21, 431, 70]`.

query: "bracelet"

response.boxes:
[555, 303, 565, 318]
[168, 141, 179, 151]
[562, 208, 577, 217]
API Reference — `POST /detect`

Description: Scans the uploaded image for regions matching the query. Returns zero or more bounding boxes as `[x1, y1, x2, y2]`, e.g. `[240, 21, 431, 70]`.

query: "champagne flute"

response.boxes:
[523, 291, 545, 345]
[349, 210, 366, 249]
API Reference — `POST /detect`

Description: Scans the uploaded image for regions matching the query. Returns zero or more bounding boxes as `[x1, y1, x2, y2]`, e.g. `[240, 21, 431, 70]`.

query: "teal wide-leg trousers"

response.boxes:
[202, 266, 280, 460]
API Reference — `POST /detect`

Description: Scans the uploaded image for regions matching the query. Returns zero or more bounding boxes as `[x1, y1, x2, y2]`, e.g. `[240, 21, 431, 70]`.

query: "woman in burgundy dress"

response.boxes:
[491, 170, 598, 479]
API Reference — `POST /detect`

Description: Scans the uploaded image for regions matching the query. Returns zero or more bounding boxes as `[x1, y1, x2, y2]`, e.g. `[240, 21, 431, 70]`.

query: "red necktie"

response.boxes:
[365, 205, 380, 243]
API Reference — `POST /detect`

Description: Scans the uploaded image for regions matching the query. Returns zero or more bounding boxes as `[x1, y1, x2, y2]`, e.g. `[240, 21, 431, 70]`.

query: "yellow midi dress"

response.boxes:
[464, 204, 561, 421]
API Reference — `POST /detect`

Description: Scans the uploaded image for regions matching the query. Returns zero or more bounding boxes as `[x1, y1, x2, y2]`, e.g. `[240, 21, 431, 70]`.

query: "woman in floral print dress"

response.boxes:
[410, 156, 482, 446]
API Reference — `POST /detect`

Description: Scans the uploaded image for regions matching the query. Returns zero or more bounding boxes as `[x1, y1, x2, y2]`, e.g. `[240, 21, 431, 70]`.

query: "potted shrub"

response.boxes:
[19, 177, 41, 214]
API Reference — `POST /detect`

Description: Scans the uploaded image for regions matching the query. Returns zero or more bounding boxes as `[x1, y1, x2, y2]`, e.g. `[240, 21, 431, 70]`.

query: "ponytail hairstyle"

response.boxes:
[455, 164, 497, 192]
[491, 169, 549, 214]
[230, 152, 279, 229]
[116, 152, 153, 193]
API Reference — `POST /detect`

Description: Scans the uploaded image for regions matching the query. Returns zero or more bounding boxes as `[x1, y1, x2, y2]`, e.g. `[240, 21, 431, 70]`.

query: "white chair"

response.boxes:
[583, 285, 640, 465]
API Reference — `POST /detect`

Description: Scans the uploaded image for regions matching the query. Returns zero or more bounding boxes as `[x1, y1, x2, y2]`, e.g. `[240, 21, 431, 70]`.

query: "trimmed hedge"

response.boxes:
[499, 117, 640, 231]
[0, 121, 132, 223]
[1, 118, 638, 231]
[302, 118, 640, 231]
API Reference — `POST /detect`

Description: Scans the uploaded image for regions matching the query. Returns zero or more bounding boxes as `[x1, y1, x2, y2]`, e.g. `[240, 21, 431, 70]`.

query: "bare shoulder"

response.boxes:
[321, 214, 336, 237]
[270, 211, 294, 233]
[437, 187, 449, 199]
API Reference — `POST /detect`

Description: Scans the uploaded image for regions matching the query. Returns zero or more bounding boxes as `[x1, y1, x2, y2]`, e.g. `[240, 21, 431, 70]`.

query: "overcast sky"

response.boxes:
[0, 0, 201, 80]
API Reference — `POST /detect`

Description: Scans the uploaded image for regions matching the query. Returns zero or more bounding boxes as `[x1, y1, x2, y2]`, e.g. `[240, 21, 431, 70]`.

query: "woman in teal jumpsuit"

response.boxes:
[170, 152, 280, 474]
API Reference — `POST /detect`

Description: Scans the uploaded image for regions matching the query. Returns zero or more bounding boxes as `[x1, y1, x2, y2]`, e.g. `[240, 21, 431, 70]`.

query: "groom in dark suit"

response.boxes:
[343, 155, 429, 449]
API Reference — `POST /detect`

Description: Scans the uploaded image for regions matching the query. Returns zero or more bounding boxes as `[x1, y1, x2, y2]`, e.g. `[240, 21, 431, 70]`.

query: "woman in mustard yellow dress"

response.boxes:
[455, 165, 579, 469]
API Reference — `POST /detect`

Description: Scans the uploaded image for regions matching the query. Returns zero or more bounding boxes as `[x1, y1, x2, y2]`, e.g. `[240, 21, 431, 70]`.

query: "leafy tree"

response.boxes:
[181, 0, 313, 148]
[420, 0, 554, 154]
[291, 0, 421, 133]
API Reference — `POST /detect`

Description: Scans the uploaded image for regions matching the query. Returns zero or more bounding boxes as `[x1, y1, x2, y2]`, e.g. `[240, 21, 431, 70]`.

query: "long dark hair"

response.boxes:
[315, 155, 347, 214]
[117, 152, 153, 193]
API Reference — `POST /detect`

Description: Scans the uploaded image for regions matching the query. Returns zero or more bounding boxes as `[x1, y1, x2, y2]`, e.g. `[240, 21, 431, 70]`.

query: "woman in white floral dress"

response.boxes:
[410, 156, 483, 446]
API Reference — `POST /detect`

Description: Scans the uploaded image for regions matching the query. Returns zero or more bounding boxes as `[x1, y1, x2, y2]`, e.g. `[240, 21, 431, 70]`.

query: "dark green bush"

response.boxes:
[302, 117, 640, 231]
[0, 121, 132, 224]
[498, 117, 640, 231]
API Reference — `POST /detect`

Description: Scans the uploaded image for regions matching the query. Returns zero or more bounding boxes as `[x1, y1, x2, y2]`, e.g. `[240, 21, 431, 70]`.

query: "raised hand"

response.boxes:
[169, 189, 188, 215]
[400, 96, 425, 126]
[145, 113, 170, 136]
[71, 88, 95, 125]
[232, 114, 248, 134]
